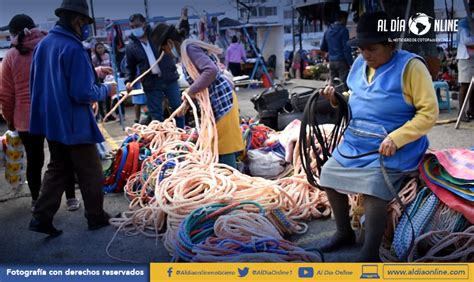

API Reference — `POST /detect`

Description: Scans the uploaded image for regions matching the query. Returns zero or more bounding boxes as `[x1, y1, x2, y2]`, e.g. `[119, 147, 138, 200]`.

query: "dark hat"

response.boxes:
[348, 11, 396, 47]
[8, 14, 35, 34]
[55, 0, 94, 24]
[151, 23, 175, 49]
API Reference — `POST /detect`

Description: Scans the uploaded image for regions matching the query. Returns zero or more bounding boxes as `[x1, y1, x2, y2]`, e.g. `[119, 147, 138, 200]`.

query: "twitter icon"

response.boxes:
[238, 267, 249, 277]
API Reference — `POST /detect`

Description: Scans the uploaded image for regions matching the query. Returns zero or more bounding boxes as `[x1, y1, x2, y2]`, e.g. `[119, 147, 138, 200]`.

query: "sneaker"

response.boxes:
[29, 218, 63, 237]
[87, 212, 110, 230]
[66, 198, 81, 211]
[30, 200, 37, 213]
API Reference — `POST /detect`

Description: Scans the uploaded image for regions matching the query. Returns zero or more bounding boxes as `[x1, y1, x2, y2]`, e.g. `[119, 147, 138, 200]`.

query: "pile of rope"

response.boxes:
[175, 202, 323, 262]
[108, 39, 332, 261]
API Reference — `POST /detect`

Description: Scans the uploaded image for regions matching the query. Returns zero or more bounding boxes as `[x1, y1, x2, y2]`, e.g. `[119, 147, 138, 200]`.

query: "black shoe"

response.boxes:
[105, 115, 117, 122]
[29, 218, 63, 237]
[87, 213, 110, 230]
[460, 115, 470, 122]
[319, 231, 356, 252]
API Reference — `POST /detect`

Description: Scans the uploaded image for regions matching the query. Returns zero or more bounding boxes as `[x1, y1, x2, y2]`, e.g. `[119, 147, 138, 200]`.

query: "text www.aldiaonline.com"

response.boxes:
[386, 268, 466, 277]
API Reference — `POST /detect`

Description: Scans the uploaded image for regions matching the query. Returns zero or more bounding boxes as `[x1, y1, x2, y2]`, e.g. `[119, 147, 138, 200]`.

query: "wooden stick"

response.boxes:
[102, 51, 165, 123]
[436, 118, 457, 125]
[455, 76, 474, 129]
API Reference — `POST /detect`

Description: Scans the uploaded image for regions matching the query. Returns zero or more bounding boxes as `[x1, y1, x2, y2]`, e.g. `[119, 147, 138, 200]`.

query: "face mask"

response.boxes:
[170, 42, 179, 58]
[81, 24, 90, 41]
[131, 27, 145, 38]
[82, 41, 92, 49]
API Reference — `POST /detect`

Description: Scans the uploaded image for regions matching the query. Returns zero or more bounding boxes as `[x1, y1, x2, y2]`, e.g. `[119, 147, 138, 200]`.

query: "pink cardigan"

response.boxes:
[0, 28, 47, 132]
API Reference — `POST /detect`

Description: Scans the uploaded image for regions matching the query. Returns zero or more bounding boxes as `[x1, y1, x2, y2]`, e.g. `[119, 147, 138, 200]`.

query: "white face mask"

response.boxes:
[131, 27, 145, 38]
[170, 42, 179, 58]
[171, 46, 179, 58]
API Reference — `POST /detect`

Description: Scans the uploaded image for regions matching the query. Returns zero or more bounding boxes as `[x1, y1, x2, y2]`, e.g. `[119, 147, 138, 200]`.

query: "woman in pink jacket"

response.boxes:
[0, 14, 80, 212]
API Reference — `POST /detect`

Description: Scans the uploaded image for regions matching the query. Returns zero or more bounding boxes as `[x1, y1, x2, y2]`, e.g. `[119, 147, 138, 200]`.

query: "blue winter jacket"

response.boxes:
[320, 22, 353, 66]
[29, 24, 110, 145]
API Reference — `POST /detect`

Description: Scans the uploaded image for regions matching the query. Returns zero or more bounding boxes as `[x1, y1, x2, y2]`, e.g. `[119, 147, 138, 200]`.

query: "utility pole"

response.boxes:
[89, 0, 96, 35]
[292, 0, 295, 53]
[144, 0, 150, 20]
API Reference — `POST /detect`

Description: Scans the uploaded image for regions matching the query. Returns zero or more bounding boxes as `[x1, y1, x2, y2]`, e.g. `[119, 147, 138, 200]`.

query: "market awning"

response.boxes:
[295, 0, 352, 24]
[219, 17, 243, 29]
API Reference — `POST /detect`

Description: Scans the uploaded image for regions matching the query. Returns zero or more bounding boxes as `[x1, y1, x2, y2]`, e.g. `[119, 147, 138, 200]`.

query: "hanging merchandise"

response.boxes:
[198, 15, 207, 42]
[4, 130, 26, 189]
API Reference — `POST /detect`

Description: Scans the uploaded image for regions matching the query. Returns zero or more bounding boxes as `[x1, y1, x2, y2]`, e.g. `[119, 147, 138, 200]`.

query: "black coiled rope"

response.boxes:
[298, 90, 350, 188]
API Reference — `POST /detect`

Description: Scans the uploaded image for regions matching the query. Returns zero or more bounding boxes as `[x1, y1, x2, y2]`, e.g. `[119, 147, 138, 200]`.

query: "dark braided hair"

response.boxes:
[8, 14, 36, 55]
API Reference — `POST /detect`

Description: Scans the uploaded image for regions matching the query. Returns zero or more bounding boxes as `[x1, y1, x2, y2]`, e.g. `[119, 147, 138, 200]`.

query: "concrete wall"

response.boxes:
[257, 25, 285, 80]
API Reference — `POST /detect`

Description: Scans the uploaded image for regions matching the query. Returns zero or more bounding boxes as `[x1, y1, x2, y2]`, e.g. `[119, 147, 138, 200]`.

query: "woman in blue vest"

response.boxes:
[319, 11, 438, 261]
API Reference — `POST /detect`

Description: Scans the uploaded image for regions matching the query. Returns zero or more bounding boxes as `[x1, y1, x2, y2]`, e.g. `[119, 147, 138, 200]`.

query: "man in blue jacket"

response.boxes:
[29, 0, 113, 236]
[321, 11, 353, 90]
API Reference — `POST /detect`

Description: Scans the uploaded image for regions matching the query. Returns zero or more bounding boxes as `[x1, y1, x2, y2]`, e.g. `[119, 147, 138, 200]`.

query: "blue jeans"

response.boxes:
[219, 153, 237, 169]
[145, 80, 184, 128]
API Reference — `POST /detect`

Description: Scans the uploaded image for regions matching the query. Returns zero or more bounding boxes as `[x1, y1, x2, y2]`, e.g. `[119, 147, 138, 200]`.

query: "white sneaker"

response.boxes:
[66, 198, 81, 211]
[31, 200, 37, 213]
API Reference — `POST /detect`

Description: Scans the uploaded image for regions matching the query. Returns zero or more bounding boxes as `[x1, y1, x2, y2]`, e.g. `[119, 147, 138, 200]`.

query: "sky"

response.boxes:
[0, 0, 469, 27]
[0, 0, 240, 27]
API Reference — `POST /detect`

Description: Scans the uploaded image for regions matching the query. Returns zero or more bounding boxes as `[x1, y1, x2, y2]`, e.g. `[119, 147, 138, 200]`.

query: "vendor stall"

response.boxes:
[220, 21, 284, 87]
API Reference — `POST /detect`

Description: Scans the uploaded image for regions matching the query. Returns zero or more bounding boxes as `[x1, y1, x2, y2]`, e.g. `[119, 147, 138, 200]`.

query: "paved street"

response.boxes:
[0, 79, 472, 263]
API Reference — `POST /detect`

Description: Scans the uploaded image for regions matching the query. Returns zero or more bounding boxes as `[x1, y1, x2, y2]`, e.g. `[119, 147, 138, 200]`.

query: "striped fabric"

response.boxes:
[392, 187, 439, 261]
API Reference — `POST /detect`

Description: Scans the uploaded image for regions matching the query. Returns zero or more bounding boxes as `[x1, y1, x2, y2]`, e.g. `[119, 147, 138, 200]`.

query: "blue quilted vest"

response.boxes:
[332, 50, 429, 171]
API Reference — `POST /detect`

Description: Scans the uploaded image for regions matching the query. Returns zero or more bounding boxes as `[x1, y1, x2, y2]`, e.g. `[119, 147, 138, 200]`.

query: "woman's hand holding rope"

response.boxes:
[379, 136, 397, 157]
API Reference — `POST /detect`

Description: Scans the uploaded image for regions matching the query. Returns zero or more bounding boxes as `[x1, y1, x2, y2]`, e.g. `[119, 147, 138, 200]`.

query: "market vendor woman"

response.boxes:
[319, 11, 438, 261]
[151, 23, 244, 168]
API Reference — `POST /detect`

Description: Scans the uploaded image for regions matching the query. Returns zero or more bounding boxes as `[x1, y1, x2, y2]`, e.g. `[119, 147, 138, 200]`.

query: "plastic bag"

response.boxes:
[247, 149, 287, 179]
[0, 134, 6, 168]
[4, 130, 26, 189]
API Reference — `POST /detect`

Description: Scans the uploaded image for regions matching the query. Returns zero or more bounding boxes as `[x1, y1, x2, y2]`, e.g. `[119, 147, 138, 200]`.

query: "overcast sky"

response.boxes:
[0, 0, 468, 27]
[0, 0, 240, 26]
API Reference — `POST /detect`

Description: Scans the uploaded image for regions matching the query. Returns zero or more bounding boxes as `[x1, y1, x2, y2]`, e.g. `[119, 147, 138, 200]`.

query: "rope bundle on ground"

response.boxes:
[175, 202, 323, 262]
[108, 39, 333, 261]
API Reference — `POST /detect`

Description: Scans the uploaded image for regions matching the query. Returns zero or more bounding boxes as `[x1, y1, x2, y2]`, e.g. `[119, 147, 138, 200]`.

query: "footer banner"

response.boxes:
[151, 263, 471, 282]
[1, 263, 471, 281]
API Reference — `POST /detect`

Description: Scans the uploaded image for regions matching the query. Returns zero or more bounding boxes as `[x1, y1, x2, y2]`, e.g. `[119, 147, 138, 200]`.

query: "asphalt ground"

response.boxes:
[0, 79, 472, 263]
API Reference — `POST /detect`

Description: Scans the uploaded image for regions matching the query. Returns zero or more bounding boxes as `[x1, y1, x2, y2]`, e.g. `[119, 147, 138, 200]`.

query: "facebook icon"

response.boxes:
[167, 267, 173, 277]
[298, 267, 314, 278]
